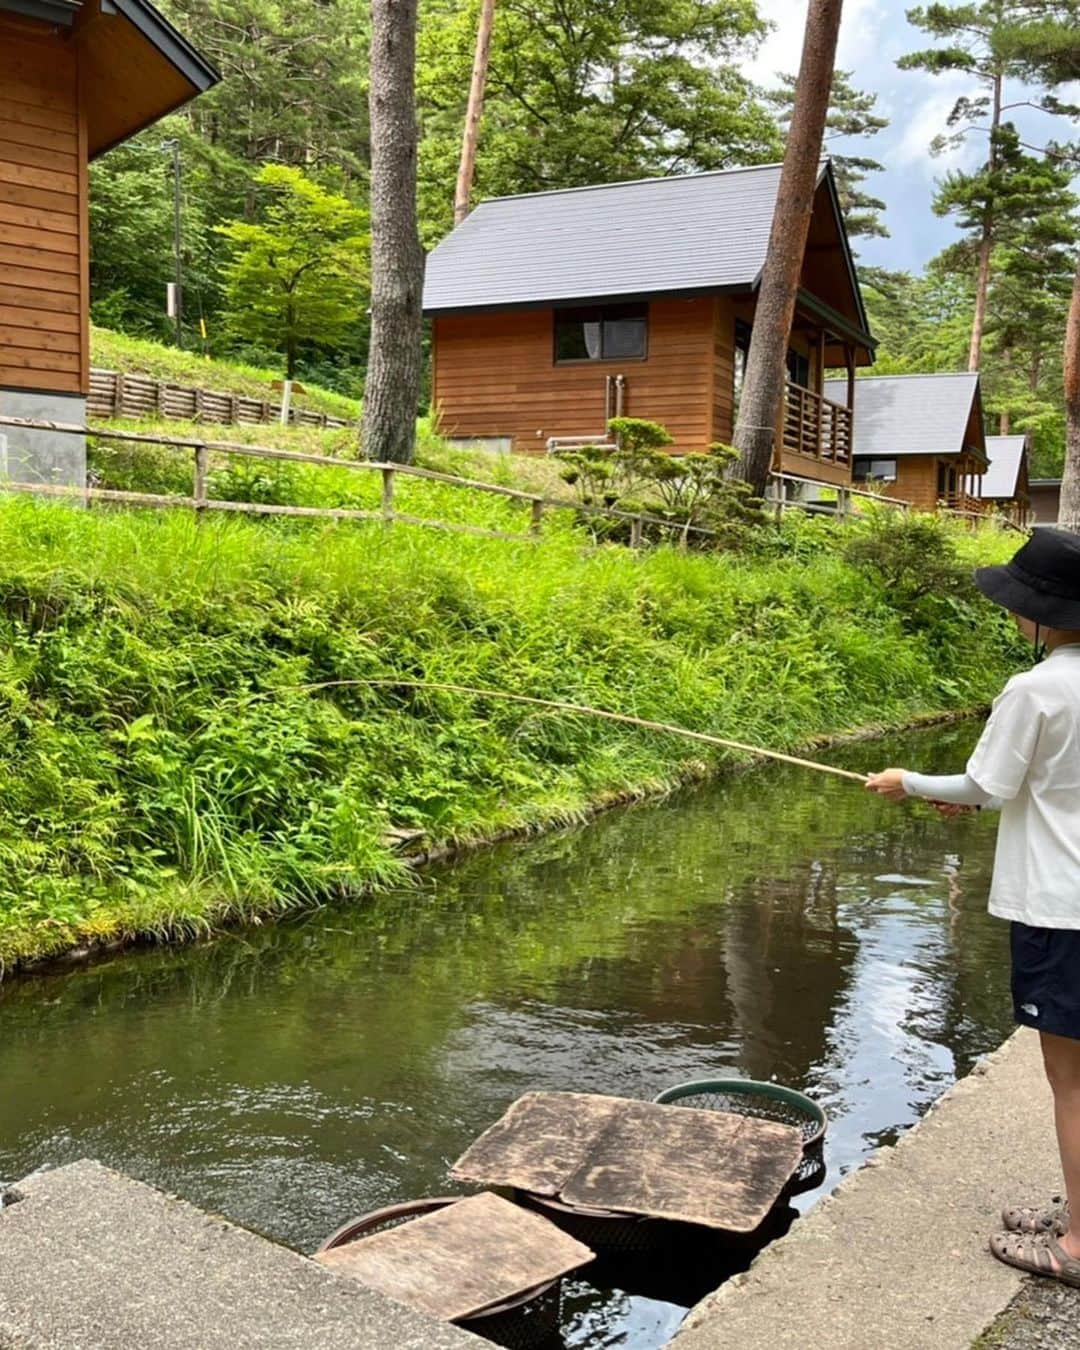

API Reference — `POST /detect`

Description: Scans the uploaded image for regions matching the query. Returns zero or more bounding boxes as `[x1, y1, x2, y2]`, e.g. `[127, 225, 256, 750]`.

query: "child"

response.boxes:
[866, 528, 1080, 1288]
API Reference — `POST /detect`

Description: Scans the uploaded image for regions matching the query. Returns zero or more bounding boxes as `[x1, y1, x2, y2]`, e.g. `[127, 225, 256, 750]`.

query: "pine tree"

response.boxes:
[362, 0, 426, 465]
[898, 2, 1061, 370]
[992, 1, 1080, 523]
[732, 0, 844, 494]
[768, 68, 888, 240]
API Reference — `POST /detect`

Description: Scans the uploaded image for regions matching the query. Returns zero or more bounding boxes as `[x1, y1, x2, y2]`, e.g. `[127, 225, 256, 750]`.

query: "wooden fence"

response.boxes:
[88, 368, 351, 430]
[0, 415, 724, 547]
[0, 416, 1021, 545]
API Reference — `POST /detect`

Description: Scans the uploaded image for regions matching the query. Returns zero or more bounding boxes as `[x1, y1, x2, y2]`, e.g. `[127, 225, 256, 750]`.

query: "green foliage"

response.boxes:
[842, 510, 984, 631]
[0, 495, 1021, 968]
[768, 69, 889, 241]
[90, 327, 361, 422]
[416, 0, 782, 239]
[216, 166, 369, 379]
[554, 418, 764, 547]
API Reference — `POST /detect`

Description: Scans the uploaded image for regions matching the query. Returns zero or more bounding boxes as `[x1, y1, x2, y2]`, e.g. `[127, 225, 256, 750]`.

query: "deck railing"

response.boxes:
[781, 383, 852, 465]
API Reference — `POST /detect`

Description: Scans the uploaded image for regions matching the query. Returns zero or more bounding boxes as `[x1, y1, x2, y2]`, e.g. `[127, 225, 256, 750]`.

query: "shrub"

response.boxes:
[555, 417, 765, 549]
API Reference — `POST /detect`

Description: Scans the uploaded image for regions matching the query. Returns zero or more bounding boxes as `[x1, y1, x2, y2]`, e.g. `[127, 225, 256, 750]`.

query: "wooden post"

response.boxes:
[837, 485, 848, 519]
[630, 514, 644, 549]
[115, 371, 125, 417]
[382, 465, 395, 525]
[193, 444, 209, 519]
[530, 497, 544, 536]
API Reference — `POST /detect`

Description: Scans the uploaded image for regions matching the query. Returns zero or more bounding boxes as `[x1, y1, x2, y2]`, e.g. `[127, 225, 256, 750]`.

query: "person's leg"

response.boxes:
[1041, 1030, 1080, 1261]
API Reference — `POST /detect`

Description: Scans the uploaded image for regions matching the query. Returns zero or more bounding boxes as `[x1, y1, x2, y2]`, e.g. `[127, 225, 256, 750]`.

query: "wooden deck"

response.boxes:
[779, 381, 852, 474]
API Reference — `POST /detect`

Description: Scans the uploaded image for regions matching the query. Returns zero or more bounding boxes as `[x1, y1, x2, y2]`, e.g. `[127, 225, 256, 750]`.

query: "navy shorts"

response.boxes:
[1011, 923, 1080, 1042]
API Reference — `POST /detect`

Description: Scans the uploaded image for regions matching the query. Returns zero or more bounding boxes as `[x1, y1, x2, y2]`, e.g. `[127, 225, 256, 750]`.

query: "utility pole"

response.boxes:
[162, 139, 183, 348]
[453, 0, 496, 227]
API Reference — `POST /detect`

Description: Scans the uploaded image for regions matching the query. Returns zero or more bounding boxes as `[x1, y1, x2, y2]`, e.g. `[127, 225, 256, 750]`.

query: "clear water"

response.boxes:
[0, 722, 1013, 1347]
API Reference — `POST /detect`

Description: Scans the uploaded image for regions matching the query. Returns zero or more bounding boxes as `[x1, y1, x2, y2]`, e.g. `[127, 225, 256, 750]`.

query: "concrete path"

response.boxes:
[0, 1160, 482, 1349]
[674, 1030, 1064, 1350]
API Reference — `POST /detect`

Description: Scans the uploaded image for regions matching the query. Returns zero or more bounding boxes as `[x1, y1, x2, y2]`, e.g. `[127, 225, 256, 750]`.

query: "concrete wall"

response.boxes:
[0, 387, 86, 489]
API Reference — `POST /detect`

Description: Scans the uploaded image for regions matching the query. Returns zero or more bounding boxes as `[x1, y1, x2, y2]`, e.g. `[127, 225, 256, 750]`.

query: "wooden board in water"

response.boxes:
[451, 1091, 804, 1233]
[313, 1191, 593, 1322]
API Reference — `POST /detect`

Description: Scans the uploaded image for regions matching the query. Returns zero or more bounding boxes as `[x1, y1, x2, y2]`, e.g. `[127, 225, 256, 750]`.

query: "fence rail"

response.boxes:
[0, 415, 727, 547]
[88, 368, 352, 430]
[0, 416, 1021, 545]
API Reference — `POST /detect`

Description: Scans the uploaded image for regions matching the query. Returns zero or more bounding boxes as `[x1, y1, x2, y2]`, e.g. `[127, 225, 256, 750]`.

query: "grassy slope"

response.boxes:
[0, 496, 1022, 969]
[90, 327, 361, 422]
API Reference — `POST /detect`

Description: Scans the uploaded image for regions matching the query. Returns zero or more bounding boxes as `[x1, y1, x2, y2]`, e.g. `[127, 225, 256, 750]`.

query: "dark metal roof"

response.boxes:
[424, 161, 870, 344]
[822, 372, 987, 462]
[978, 435, 1028, 498]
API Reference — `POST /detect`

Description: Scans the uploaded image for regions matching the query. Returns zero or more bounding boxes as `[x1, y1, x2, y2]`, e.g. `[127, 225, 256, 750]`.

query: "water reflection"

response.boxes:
[0, 723, 1013, 1345]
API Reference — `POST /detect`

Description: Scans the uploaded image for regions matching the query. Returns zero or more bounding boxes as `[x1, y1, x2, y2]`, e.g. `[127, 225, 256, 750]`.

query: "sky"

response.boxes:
[747, 0, 1071, 275]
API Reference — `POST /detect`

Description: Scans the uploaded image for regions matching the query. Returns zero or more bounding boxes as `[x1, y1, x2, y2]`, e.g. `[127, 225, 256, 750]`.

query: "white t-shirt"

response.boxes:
[966, 642, 1080, 929]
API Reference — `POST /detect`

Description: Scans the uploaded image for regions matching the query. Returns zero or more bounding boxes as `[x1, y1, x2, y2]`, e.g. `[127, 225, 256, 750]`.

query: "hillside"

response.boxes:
[90, 327, 361, 423]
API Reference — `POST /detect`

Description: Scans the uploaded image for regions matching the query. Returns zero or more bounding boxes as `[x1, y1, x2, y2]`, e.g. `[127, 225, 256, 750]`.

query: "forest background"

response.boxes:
[88, 0, 1080, 477]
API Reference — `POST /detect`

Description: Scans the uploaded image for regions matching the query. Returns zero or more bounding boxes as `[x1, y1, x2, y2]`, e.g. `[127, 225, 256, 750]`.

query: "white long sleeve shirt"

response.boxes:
[905, 643, 1080, 930]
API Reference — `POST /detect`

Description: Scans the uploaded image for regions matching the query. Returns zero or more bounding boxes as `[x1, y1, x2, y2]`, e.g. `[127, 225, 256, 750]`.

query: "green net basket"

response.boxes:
[653, 1079, 827, 1196]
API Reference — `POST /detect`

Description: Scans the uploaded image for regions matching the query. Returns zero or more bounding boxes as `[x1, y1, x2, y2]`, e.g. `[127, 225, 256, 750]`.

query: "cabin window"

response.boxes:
[734, 322, 812, 395]
[554, 304, 648, 362]
[854, 458, 898, 483]
[786, 348, 811, 389]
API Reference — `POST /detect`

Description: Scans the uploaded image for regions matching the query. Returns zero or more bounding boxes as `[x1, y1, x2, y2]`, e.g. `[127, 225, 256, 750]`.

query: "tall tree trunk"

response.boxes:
[454, 0, 496, 227]
[731, 0, 843, 495]
[361, 0, 426, 465]
[968, 73, 1001, 373]
[1059, 257, 1080, 533]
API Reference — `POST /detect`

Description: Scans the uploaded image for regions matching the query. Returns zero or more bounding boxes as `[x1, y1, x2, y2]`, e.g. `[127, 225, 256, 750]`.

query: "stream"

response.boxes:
[0, 721, 1013, 1347]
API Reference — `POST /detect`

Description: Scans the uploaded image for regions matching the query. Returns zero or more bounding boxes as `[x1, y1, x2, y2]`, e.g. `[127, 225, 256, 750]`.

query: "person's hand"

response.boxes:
[865, 768, 908, 802]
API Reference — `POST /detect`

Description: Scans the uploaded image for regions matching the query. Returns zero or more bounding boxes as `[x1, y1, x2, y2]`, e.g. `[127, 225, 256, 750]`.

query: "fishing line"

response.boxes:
[281, 678, 869, 784]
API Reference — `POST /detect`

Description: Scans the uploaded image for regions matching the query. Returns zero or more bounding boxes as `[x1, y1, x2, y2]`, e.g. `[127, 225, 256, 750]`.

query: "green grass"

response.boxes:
[90, 327, 361, 422]
[0, 498, 1023, 970]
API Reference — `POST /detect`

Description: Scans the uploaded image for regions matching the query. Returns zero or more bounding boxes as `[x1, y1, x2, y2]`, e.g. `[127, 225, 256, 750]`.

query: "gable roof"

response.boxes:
[822, 372, 987, 463]
[976, 435, 1028, 498]
[0, 0, 220, 157]
[424, 161, 873, 353]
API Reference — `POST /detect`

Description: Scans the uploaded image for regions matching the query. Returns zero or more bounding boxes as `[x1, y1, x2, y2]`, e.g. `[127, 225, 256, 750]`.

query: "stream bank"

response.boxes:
[0, 497, 1021, 971]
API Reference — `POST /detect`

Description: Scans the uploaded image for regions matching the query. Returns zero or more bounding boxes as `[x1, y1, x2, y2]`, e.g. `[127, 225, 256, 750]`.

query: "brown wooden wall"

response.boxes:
[0, 16, 88, 397]
[892, 458, 940, 511]
[433, 297, 717, 453]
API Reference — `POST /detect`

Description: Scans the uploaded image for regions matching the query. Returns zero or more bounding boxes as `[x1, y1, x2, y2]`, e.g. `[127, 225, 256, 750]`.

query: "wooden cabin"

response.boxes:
[1030, 478, 1062, 527]
[0, 0, 217, 486]
[423, 162, 877, 488]
[969, 434, 1031, 525]
[821, 372, 988, 512]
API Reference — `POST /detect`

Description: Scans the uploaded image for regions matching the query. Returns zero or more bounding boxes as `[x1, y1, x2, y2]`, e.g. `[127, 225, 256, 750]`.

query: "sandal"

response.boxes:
[989, 1230, 1080, 1287]
[1002, 1196, 1070, 1236]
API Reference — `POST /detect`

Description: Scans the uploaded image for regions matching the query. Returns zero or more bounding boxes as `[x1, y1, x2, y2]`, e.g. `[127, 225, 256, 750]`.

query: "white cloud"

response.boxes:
[892, 74, 981, 176]
[749, 0, 890, 87]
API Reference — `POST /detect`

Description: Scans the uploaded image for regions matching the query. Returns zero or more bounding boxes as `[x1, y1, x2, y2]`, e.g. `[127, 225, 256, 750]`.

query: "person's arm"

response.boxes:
[865, 768, 999, 810]
[901, 771, 1001, 810]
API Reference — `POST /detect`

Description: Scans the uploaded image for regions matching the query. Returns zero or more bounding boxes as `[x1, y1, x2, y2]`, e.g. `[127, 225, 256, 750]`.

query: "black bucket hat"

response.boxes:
[974, 529, 1080, 629]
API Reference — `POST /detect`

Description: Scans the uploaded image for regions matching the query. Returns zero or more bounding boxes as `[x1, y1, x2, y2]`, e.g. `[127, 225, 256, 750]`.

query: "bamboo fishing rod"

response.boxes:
[286, 678, 869, 784]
